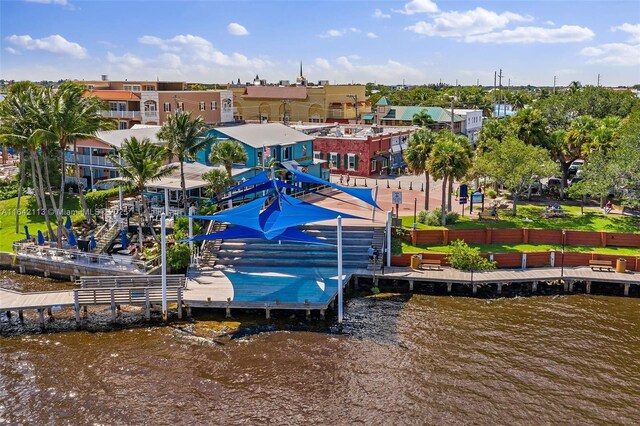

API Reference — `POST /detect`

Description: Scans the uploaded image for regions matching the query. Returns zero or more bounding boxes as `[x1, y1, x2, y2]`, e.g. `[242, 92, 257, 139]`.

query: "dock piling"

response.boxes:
[18, 310, 24, 323]
[110, 289, 116, 322]
[320, 309, 325, 320]
[447, 282, 453, 294]
[497, 283, 503, 295]
[177, 289, 183, 319]
[586, 281, 592, 294]
[38, 309, 45, 328]
[624, 283, 630, 296]
[472, 283, 478, 296]
[532, 281, 538, 293]
[306, 309, 311, 321]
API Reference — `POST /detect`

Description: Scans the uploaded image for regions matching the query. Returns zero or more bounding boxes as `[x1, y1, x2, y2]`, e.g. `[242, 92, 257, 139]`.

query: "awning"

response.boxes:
[363, 114, 374, 120]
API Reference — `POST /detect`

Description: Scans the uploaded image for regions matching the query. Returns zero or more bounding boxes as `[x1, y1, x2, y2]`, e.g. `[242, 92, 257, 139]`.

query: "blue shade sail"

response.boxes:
[65, 215, 72, 230]
[37, 230, 45, 246]
[68, 231, 77, 247]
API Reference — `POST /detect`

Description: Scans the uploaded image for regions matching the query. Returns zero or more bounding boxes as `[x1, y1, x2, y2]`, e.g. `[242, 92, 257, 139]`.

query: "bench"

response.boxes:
[589, 260, 614, 271]
[420, 259, 442, 271]
[478, 211, 499, 221]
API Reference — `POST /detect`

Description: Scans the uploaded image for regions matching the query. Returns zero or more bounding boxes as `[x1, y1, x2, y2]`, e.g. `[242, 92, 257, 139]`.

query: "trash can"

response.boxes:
[616, 258, 626, 273]
[411, 254, 421, 269]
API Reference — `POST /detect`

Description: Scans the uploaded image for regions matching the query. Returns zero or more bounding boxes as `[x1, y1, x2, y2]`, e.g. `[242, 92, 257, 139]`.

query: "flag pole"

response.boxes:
[371, 184, 379, 222]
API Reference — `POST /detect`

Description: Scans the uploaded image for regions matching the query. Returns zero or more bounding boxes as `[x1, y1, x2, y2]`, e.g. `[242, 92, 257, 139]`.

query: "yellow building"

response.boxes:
[229, 84, 371, 124]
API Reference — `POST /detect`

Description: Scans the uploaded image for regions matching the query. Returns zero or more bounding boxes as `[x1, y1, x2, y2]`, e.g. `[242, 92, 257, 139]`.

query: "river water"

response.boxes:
[1, 273, 639, 425]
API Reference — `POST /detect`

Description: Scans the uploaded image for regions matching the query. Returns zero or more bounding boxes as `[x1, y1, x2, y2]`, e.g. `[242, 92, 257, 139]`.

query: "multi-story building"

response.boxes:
[198, 123, 325, 180]
[446, 108, 483, 147]
[308, 125, 416, 177]
[228, 82, 371, 124]
[373, 97, 465, 133]
[81, 78, 234, 128]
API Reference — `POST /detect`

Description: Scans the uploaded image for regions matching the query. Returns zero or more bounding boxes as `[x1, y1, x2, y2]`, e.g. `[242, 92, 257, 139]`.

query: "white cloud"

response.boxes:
[5, 34, 87, 58]
[394, 0, 438, 15]
[24, 0, 69, 5]
[612, 23, 640, 43]
[314, 58, 331, 69]
[319, 28, 360, 38]
[5, 47, 21, 55]
[545, 20, 555, 26]
[372, 9, 390, 19]
[581, 43, 640, 66]
[464, 25, 594, 44]
[138, 34, 269, 68]
[367, 32, 378, 39]
[405, 7, 531, 37]
[227, 22, 249, 36]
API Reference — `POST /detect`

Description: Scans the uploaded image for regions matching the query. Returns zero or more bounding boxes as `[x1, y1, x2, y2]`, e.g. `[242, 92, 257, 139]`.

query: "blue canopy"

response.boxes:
[188, 224, 333, 246]
[65, 215, 72, 230]
[121, 229, 128, 248]
[221, 170, 269, 194]
[68, 231, 77, 247]
[37, 230, 45, 246]
[24, 225, 30, 240]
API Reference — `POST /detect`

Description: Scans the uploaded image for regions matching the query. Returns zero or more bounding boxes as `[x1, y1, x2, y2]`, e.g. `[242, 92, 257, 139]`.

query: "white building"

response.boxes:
[447, 108, 483, 147]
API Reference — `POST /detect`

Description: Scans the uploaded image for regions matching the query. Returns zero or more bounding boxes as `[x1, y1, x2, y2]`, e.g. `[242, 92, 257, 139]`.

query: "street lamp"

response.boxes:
[561, 229, 566, 278]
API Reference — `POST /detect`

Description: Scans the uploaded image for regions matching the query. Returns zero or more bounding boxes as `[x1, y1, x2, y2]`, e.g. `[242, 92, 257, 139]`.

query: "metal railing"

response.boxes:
[64, 152, 116, 168]
[100, 110, 142, 119]
[13, 243, 160, 273]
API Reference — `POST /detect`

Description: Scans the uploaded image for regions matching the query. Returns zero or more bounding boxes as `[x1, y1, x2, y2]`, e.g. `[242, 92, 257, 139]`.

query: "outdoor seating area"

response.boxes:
[478, 210, 500, 221]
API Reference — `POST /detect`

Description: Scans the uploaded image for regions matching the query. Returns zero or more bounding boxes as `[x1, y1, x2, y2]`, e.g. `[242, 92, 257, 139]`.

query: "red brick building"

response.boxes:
[310, 125, 414, 177]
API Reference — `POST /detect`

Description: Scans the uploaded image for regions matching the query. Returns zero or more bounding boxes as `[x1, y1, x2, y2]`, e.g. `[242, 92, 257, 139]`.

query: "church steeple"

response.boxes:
[300, 61, 303, 78]
[296, 60, 307, 86]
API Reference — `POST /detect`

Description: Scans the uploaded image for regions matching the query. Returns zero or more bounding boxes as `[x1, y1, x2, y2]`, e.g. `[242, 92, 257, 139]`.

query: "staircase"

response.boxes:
[210, 224, 384, 270]
[367, 227, 385, 271]
[95, 222, 121, 253]
[197, 221, 227, 269]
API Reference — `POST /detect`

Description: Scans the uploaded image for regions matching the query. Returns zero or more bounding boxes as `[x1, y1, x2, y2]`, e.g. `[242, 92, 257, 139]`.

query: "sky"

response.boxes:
[0, 0, 639, 87]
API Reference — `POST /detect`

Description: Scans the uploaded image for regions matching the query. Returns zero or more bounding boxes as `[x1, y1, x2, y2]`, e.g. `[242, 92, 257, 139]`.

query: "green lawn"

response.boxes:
[402, 204, 640, 233]
[401, 241, 640, 256]
[0, 195, 85, 252]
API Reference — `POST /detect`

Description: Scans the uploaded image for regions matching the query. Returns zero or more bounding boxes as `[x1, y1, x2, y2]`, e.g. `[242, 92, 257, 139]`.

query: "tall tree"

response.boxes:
[208, 140, 247, 178]
[510, 108, 548, 147]
[404, 129, 437, 210]
[428, 133, 472, 225]
[202, 169, 234, 199]
[475, 136, 557, 216]
[108, 137, 176, 253]
[35, 82, 113, 244]
[157, 111, 216, 213]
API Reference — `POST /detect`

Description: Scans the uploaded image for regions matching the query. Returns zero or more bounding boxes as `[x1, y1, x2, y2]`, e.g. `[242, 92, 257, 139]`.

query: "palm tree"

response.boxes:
[568, 81, 582, 94]
[202, 169, 234, 198]
[157, 111, 217, 213]
[208, 140, 247, 178]
[35, 82, 112, 244]
[404, 129, 437, 210]
[428, 133, 473, 225]
[108, 137, 177, 253]
[411, 109, 436, 128]
[511, 108, 548, 147]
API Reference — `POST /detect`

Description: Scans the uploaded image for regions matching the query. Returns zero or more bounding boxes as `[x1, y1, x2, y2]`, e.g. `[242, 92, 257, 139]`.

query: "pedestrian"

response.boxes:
[346, 174, 350, 185]
[368, 245, 375, 263]
[340, 174, 344, 184]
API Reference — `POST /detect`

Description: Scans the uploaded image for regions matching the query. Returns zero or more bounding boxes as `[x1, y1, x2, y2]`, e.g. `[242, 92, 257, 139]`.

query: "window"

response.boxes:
[371, 159, 376, 172]
[164, 102, 171, 112]
[123, 84, 141, 92]
[282, 146, 292, 161]
[211, 101, 217, 110]
[144, 85, 155, 91]
[118, 121, 128, 130]
[313, 151, 321, 160]
[178, 102, 184, 112]
[347, 154, 356, 171]
[199, 101, 206, 111]
[329, 152, 337, 169]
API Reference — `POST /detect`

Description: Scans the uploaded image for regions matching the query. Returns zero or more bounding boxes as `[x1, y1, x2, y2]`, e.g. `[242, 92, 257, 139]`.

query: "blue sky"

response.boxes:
[1, 0, 638, 86]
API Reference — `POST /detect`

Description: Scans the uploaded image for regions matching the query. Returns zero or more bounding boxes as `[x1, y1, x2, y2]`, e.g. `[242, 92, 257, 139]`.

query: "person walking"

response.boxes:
[368, 245, 375, 263]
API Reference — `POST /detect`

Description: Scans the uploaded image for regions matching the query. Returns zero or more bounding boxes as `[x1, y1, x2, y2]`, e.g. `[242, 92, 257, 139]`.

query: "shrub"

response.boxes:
[85, 187, 131, 210]
[172, 217, 202, 241]
[420, 208, 459, 226]
[485, 188, 498, 199]
[446, 240, 497, 271]
[167, 243, 191, 272]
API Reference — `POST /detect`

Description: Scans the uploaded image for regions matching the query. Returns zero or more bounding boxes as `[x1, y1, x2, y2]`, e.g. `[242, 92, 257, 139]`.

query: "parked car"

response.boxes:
[568, 160, 584, 177]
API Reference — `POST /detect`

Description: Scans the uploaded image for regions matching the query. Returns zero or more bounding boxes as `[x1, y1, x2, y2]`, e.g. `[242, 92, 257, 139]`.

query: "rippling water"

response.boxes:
[1, 276, 639, 424]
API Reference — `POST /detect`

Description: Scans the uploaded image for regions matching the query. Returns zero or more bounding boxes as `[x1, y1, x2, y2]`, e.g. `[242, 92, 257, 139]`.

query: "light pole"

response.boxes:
[561, 229, 566, 279]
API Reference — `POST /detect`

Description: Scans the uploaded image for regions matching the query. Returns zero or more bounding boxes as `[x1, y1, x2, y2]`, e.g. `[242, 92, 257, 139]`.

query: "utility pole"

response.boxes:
[282, 99, 289, 125]
[450, 97, 455, 134]
[492, 71, 497, 116]
[597, 73, 601, 87]
[347, 94, 359, 124]
[498, 69, 503, 118]
[553, 75, 557, 94]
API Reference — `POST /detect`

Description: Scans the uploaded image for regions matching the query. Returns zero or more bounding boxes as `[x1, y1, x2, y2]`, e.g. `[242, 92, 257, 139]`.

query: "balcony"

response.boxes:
[143, 111, 159, 120]
[100, 110, 142, 119]
[65, 152, 116, 168]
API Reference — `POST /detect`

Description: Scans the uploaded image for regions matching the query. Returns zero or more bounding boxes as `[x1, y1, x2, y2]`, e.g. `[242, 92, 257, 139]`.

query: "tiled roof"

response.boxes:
[382, 106, 464, 123]
[94, 126, 163, 148]
[85, 91, 141, 100]
[242, 86, 308, 100]
[375, 96, 391, 106]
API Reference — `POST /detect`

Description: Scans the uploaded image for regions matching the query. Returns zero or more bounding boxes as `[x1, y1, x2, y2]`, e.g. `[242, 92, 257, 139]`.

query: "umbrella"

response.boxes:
[24, 225, 30, 240]
[68, 230, 77, 247]
[89, 233, 97, 251]
[65, 215, 72, 230]
[121, 229, 128, 249]
[37, 230, 45, 246]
